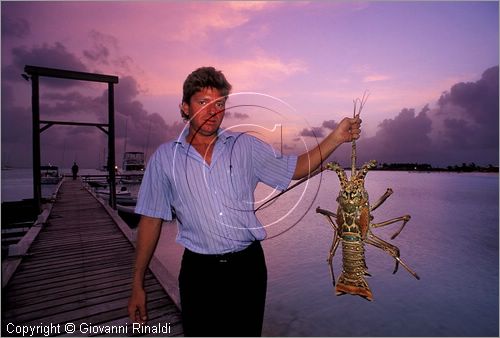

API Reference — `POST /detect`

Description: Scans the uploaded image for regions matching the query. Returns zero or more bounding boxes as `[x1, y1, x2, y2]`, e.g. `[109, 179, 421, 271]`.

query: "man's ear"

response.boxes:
[180, 102, 190, 120]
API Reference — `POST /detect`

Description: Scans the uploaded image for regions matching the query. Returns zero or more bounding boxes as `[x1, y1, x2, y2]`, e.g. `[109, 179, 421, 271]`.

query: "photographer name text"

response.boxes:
[6, 322, 172, 336]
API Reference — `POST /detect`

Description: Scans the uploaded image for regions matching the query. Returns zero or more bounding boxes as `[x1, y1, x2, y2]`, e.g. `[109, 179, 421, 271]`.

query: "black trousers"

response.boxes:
[179, 241, 267, 337]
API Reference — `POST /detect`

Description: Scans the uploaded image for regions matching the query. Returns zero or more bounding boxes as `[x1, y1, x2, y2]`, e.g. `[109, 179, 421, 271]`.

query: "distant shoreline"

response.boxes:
[2, 163, 499, 173]
[372, 162, 499, 173]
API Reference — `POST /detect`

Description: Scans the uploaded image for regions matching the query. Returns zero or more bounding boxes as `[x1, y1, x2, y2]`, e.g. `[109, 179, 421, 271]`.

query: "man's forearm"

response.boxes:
[293, 132, 342, 180]
[132, 216, 162, 288]
[292, 116, 361, 180]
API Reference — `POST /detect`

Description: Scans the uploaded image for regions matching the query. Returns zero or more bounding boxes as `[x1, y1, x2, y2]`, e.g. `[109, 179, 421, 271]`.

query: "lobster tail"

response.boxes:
[336, 273, 373, 301]
[335, 240, 373, 301]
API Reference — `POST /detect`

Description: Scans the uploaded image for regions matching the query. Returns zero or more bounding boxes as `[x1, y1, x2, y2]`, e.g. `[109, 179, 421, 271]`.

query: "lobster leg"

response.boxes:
[365, 233, 420, 280]
[327, 236, 340, 286]
[315, 208, 340, 286]
[371, 214, 411, 240]
[316, 207, 337, 220]
[370, 188, 393, 212]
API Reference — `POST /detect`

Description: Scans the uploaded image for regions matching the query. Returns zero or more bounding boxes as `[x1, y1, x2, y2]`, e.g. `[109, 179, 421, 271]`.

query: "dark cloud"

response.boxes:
[440, 118, 471, 148]
[1, 16, 30, 39]
[2, 43, 89, 86]
[297, 120, 339, 140]
[41, 91, 106, 119]
[1, 79, 108, 168]
[1, 42, 183, 168]
[1, 82, 33, 167]
[299, 126, 325, 138]
[353, 106, 433, 165]
[112, 76, 183, 161]
[14, 43, 88, 72]
[295, 120, 342, 159]
[83, 44, 110, 64]
[349, 66, 499, 167]
[436, 66, 499, 150]
[1, 84, 30, 144]
[2, 36, 497, 170]
[83, 30, 133, 72]
[83, 31, 114, 63]
[225, 111, 250, 120]
[233, 112, 250, 119]
[438, 67, 498, 124]
[322, 120, 338, 130]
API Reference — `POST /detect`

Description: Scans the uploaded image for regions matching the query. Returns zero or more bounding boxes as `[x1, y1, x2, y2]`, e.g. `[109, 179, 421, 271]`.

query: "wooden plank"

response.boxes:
[22, 242, 133, 259]
[11, 252, 134, 275]
[8, 262, 134, 288]
[7, 264, 138, 293]
[20, 290, 165, 327]
[18, 246, 134, 268]
[2, 179, 182, 336]
[6, 273, 157, 304]
[6, 276, 159, 309]
[12, 253, 134, 277]
[4, 284, 165, 321]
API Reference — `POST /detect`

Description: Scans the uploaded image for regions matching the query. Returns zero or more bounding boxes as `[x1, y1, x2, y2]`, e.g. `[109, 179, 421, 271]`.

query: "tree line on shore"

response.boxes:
[375, 162, 499, 172]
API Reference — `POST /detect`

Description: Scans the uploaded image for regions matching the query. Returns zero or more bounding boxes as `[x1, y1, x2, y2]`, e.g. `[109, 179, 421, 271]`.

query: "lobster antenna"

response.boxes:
[351, 91, 369, 177]
[351, 99, 358, 177]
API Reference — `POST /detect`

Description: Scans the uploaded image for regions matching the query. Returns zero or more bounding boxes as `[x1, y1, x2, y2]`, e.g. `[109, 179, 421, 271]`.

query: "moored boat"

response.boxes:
[120, 152, 145, 184]
[40, 165, 62, 184]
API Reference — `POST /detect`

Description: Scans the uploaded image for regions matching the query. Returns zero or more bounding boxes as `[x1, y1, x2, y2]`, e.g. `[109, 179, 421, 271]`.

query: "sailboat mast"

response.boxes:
[123, 118, 128, 169]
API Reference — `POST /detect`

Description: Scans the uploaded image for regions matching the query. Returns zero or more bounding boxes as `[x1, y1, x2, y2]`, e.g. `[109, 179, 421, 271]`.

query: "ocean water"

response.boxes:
[1, 168, 60, 202]
[2, 169, 498, 336]
[1, 168, 114, 202]
[156, 171, 499, 337]
[258, 171, 499, 337]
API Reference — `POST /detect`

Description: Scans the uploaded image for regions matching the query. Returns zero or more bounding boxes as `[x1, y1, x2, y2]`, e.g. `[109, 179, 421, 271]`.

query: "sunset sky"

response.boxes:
[1, 1, 498, 169]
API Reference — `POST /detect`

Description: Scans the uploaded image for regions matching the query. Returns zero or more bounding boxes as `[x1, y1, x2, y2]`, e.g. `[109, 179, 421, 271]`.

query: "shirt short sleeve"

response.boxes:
[135, 146, 173, 221]
[250, 135, 297, 191]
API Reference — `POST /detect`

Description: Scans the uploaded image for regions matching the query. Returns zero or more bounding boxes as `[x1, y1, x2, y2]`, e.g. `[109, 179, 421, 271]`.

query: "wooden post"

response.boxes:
[31, 75, 42, 213]
[24, 65, 119, 210]
[108, 83, 116, 209]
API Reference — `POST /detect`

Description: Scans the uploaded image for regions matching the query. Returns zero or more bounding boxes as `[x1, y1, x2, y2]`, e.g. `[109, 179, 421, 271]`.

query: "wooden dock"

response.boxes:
[2, 179, 183, 336]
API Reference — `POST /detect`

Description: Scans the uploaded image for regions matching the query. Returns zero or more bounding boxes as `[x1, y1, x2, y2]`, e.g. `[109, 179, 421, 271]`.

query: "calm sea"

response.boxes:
[1, 168, 116, 202]
[156, 170, 499, 337]
[2, 169, 498, 336]
[259, 171, 499, 336]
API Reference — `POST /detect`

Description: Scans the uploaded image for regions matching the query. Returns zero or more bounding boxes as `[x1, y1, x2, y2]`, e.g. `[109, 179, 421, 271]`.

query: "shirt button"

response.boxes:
[219, 212, 223, 216]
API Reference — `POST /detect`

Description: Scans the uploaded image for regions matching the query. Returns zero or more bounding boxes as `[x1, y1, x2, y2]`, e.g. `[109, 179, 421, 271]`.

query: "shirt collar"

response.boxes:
[173, 126, 235, 149]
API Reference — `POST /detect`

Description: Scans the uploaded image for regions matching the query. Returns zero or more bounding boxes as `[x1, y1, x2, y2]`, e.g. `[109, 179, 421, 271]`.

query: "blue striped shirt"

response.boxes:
[135, 128, 297, 254]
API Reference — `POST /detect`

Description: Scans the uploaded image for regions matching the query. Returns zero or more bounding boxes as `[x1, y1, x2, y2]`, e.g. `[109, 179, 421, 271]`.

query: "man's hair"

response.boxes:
[181, 66, 232, 120]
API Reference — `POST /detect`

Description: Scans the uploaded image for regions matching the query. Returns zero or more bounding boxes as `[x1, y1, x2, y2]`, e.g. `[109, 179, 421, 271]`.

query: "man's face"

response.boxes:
[183, 87, 226, 138]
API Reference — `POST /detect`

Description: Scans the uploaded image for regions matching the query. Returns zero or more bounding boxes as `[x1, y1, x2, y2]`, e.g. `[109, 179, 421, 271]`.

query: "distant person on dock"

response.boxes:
[71, 162, 79, 180]
[128, 66, 361, 336]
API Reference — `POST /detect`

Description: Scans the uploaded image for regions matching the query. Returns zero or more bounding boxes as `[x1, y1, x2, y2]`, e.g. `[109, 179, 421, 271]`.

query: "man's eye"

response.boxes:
[215, 102, 225, 109]
[199, 100, 207, 105]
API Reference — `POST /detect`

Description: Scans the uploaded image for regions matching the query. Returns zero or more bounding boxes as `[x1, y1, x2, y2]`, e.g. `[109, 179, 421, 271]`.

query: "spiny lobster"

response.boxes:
[316, 93, 420, 301]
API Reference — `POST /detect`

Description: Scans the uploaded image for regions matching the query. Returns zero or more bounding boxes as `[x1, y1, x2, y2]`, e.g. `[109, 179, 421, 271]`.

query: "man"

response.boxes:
[128, 67, 361, 336]
[71, 162, 79, 180]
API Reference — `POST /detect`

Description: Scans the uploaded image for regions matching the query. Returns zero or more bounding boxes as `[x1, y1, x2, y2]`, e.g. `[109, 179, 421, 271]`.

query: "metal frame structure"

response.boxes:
[24, 65, 119, 211]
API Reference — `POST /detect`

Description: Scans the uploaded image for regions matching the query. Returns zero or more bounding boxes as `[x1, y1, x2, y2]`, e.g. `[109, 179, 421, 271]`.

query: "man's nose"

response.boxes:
[207, 104, 217, 115]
